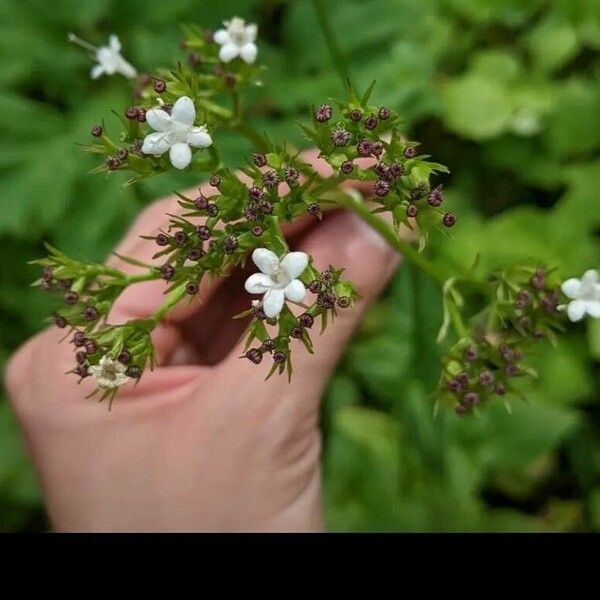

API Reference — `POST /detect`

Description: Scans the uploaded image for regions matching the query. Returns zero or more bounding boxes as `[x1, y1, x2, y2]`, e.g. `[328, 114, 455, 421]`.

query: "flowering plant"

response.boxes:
[32, 10, 599, 414]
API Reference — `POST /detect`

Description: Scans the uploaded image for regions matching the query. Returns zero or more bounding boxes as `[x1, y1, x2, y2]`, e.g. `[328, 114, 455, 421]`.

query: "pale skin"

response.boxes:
[4, 150, 399, 532]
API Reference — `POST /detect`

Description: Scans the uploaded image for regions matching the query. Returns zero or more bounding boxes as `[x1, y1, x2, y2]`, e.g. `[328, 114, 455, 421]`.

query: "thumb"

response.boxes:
[291, 210, 400, 385]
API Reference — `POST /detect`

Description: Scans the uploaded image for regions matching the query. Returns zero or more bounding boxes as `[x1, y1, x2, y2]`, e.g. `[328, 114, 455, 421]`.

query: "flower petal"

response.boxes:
[219, 43, 239, 62]
[141, 132, 170, 156]
[561, 278, 581, 299]
[108, 35, 121, 52]
[90, 64, 105, 79]
[117, 58, 137, 79]
[284, 279, 306, 303]
[252, 248, 279, 275]
[239, 42, 257, 64]
[145, 108, 171, 132]
[245, 273, 274, 294]
[213, 29, 230, 45]
[186, 126, 212, 148]
[245, 24, 258, 42]
[171, 96, 196, 127]
[567, 299, 586, 322]
[583, 269, 599, 284]
[169, 142, 192, 170]
[263, 289, 285, 318]
[280, 252, 308, 280]
[586, 300, 600, 319]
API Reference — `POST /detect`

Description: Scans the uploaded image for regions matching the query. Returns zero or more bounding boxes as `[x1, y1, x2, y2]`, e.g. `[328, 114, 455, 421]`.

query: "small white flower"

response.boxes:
[244, 248, 308, 318]
[214, 17, 258, 64]
[88, 356, 130, 390]
[68, 33, 137, 80]
[141, 96, 212, 170]
[560, 269, 600, 322]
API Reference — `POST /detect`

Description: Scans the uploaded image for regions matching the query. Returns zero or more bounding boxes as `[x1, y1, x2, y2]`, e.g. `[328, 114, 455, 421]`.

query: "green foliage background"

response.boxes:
[2, 0, 600, 531]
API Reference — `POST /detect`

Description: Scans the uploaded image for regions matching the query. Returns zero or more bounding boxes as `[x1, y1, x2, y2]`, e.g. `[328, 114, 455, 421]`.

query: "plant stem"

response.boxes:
[149, 282, 188, 325]
[311, 0, 351, 87]
[334, 190, 447, 285]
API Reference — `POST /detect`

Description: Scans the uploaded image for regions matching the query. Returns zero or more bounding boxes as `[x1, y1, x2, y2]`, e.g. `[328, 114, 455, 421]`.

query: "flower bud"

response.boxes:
[406, 204, 418, 218]
[91, 126, 103, 137]
[118, 350, 132, 365]
[73, 331, 86, 347]
[160, 264, 175, 280]
[174, 231, 188, 247]
[262, 339, 276, 352]
[64, 291, 79, 305]
[156, 233, 169, 246]
[388, 162, 404, 179]
[187, 248, 204, 261]
[223, 235, 239, 255]
[373, 180, 390, 197]
[357, 139, 373, 157]
[464, 346, 478, 362]
[253, 153, 267, 167]
[378, 107, 391, 120]
[42, 266, 54, 282]
[314, 104, 332, 122]
[196, 225, 211, 240]
[153, 79, 166, 93]
[262, 170, 279, 188]
[364, 115, 378, 130]
[285, 166, 300, 185]
[479, 370, 494, 386]
[307, 203, 321, 218]
[442, 213, 457, 228]
[194, 195, 209, 210]
[463, 392, 480, 407]
[54, 315, 68, 328]
[127, 365, 142, 379]
[403, 146, 417, 159]
[273, 351, 286, 364]
[349, 109, 362, 122]
[251, 225, 264, 237]
[75, 350, 87, 365]
[83, 306, 98, 321]
[290, 326, 303, 339]
[299, 313, 314, 328]
[84, 339, 97, 355]
[209, 175, 221, 188]
[245, 348, 263, 364]
[331, 128, 352, 147]
[337, 296, 351, 308]
[136, 108, 147, 123]
[427, 186, 444, 207]
[207, 203, 219, 217]
[341, 160, 354, 175]
[125, 106, 139, 120]
[186, 282, 199, 295]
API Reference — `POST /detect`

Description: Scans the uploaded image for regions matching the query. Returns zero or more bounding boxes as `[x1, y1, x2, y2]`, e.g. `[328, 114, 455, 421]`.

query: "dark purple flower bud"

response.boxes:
[105, 156, 121, 170]
[262, 339, 276, 352]
[160, 264, 175, 280]
[253, 153, 267, 167]
[447, 379, 462, 393]
[403, 146, 417, 159]
[337, 296, 351, 308]
[518, 316, 532, 331]
[42, 266, 54, 282]
[259, 200, 274, 215]
[427, 186, 444, 207]
[73, 331, 86, 347]
[273, 351, 286, 364]
[479, 370, 494, 386]
[74, 364, 89, 379]
[299, 313, 314, 328]
[153, 79, 166, 94]
[83, 306, 98, 321]
[125, 106, 139, 120]
[117, 148, 129, 161]
[407, 204, 418, 218]
[84, 339, 97, 355]
[372, 142, 384, 157]
[118, 350, 132, 365]
[455, 404, 469, 416]
[373, 180, 390, 197]
[186, 282, 199, 295]
[388, 162, 404, 179]
[91, 125, 103, 138]
[307, 203, 321, 218]
[209, 175, 221, 187]
[245, 348, 263, 364]
[463, 392, 480, 407]
[196, 225, 211, 240]
[251, 225, 264, 237]
[378, 107, 391, 120]
[188, 52, 201, 67]
[464, 346, 478, 362]
[248, 186, 264, 201]
[64, 291, 79, 305]
[499, 344, 513, 362]
[75, 350, 87, 365]
[494, 383, 506, 396]
[341, 160, 354, 175]
[187, 248, 204, 261]
[442, 213, 457, 228]
[317, 292, 336, 309]
[262, 170, 279, 189]
[223, 235, 239, 255]
[58, 279, 73, 291]
[505, 363, 520, 377]
[533, 329, 545, 339]
[284, 166, 300, 185]
[364, 115, 378, 130]
[349, 109, 362, 122]
[314, 104, 332, 122]
[54, 315, 68, 328]
[290, 326, 303, 339]
[308, 280, 321, 294]
[456, 372, 469, 389]
[357, 139, 373, 156]
[127, 365, 142, 379]
[206, 203, 219, 217]
[194, 195, 209, 210]
[331, 128, 352, 147]
[155, 233, 169, 246]
[136, 108, 147, 123]
[531, 274, 545, 290]
[373, 163, 389, 179]
[174, 231, 188, 247]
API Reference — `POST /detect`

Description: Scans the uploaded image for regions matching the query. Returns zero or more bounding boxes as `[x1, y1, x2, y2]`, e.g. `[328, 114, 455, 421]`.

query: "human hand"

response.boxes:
[5, 150, 399, 532]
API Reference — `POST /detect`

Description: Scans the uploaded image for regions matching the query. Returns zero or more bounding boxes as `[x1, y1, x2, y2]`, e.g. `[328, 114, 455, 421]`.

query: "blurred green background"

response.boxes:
[2, 0, 600, 531]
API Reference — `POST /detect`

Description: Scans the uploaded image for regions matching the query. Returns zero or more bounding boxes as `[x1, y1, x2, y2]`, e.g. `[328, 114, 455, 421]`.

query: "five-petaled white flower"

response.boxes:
[141, 96, 212, 170]
[244, 248, 308, 318]
[560, 269, 600, 322]
[68, 33, 137, 80]
[214, 17, 258, 64]
[88, 356, 130, 390]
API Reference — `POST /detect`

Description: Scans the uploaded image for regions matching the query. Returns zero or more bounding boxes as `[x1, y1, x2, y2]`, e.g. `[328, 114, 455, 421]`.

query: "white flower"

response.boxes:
[214, 17, 258, 64]
[141, 96, 212, 170]
[244, 248, 308, 318]
[88, 356, 130, 390]
[560, 269, 600, 322]
[68, 33, 137, 80]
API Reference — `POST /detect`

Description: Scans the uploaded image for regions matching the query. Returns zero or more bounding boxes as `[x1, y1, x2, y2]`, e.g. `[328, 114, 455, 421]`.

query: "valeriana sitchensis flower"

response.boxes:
[244, 249, 308, 318]
[68, 33, 137, 80]
[213, 17, 258, 64]
[88, 356, 129, 389]
[560, 269, 600, 322]
[141, 96, 212, 170]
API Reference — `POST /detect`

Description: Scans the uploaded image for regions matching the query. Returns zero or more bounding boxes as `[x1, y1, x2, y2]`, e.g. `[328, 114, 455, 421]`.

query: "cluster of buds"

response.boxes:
[302, 85, 454, 249]
[439, 265, 566, 415]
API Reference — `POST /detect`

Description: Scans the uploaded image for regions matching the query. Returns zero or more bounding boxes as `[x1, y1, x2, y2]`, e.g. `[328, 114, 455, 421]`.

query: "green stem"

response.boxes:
[149, 282, 188, 325]
[334, 190, 447, 285]
[311, 0, 351, 87]
[124, 271, 160, 285]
